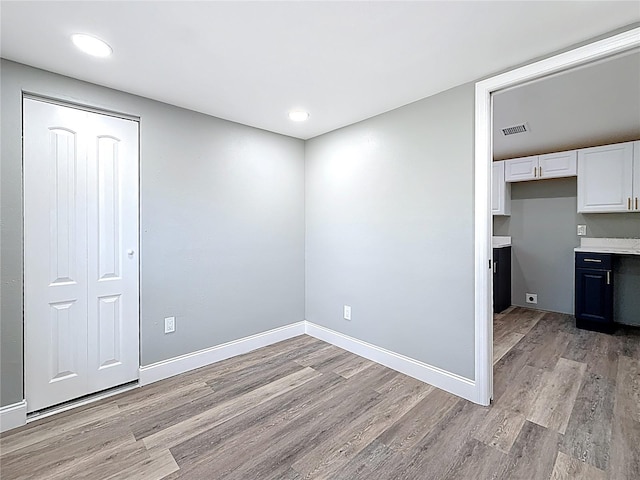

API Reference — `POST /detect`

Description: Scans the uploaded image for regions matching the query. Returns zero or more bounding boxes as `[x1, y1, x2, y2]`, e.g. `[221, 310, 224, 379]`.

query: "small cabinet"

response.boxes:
[492, 160, 511, 216]
[577, 141, 640, 213]
[575, 252, 614, 333]
[505, 150, 577, 183]
[493, 246, 512, 313]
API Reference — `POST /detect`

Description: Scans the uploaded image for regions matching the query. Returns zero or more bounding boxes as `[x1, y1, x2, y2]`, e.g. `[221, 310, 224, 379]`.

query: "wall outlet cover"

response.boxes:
[525, 293, 538, 304]
[577, 225, 587, 236]
[343, 305, 352, 321]
[164, 316, 176, 334]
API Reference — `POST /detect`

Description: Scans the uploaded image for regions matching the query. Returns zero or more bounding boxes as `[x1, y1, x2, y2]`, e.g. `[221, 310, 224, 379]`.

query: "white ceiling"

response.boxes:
[493, 50, 640, 160]
[1, 1, 639, 139]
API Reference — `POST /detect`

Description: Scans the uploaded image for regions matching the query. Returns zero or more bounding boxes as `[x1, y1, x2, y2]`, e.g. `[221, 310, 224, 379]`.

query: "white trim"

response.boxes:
[474, 27, 640, 406]
[139, 322, 306, 385]
[304, 322, 477, 402]
[0, 400, 27, 433]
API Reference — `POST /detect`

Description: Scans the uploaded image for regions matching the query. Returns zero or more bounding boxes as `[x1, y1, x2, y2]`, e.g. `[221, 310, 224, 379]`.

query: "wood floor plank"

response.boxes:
[0, 402, 121, 456]
[608, 417, 640, 480]
[493, 365, 544, 417]
[527, 357, 587, 434]
[142, 366, 321, 452]
[561, 372, 615, 470]
[327, 439, 399, 480]
[493, 331, 524, 365]
[375, 388, 460, 454]
[103, 448, 179, 480]
[473, 406, 526, 454]
[614, 355, 640, 422]
[132, 360, 306, 440]
[500, 420, 561, 480]
[290, 375, 431, 479]
[167, 372, 348, 474]
[442, 438, 511, 480]
[331, 353, 375, 379]
[550, 451, 606, 480]
[377, 401, 488, 480]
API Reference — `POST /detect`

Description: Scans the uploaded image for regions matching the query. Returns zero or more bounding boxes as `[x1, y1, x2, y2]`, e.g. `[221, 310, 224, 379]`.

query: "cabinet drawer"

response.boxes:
[575, 252, 612, 270]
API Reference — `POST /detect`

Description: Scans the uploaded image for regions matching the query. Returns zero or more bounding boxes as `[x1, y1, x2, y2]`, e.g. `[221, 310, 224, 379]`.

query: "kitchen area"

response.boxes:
[490, 50, 640, 332]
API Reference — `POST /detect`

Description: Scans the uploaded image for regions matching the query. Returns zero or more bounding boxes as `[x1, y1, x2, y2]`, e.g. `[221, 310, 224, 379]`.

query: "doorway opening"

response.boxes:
[473, 27, 640, 405]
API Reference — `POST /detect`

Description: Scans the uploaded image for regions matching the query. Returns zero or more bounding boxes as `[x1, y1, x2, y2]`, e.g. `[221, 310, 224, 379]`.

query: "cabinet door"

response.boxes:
[505, 155, 538, 182]
[575, 267, 613, 324]
[634, 141, 640, 211]
[492, 161, 510, 216]
[539, 150, 577, 179]
[493, 247, 511, 313]
[577, 142, 634, 213]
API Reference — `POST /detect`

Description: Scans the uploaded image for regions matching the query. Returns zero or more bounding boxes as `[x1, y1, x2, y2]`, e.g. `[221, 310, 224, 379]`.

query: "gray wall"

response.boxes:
[494, 177, 640, 322]
[305, 84, 476, 380]
[0, 60, 305, 407]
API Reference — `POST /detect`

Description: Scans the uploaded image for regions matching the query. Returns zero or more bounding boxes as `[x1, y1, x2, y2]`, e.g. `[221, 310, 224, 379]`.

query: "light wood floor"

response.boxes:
[1, 307, 639, 479]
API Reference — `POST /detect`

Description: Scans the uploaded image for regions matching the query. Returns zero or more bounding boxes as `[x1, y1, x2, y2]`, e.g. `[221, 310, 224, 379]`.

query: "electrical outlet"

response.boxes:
[343, 305, 351, 321]
[577, 225, 587, 236]
[164, 316, 176, 333]
[526, 293, 538, 305]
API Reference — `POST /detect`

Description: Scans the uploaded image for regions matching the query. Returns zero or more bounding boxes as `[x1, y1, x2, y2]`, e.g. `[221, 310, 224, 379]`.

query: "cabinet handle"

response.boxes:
[606, 270, 611, 285]
[584, 258, 602, 263]
[534, 166, 537, 177]
[494, 261, 498, 274]
[539, 166, 542, 177]
[636, 197, 638, 210]
[629, 197, 632, 210]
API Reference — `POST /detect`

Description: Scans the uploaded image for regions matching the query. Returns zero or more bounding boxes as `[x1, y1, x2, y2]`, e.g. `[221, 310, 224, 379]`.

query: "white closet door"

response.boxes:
[24, 98, 139, 413]
[86, 111, 140, 392]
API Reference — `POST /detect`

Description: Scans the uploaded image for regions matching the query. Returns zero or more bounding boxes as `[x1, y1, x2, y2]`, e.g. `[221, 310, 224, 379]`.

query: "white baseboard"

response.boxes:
[304, 322, 477, 403]
[139, 322, 306, 386]
[0, 400, 27, 433]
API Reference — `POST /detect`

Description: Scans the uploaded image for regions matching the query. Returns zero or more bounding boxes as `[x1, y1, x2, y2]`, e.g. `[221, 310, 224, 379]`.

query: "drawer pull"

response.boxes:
[636, 197, 638, 210]
[606, 270, 611, 285]
[583, 258, 602, 263]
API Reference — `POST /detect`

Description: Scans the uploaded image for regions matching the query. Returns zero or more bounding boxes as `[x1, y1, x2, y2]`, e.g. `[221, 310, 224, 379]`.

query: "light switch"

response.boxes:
[577, 225, 587, 236]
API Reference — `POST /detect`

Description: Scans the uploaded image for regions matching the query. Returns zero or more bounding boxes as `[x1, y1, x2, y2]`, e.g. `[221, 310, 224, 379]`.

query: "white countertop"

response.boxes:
[574, 238, 640, 256]
[492, 236, 511, 248]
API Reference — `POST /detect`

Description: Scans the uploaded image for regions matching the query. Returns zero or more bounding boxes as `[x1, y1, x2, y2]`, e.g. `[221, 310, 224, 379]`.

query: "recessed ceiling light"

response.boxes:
[288, 110, 309, 122]
[71, 34, 112, 57]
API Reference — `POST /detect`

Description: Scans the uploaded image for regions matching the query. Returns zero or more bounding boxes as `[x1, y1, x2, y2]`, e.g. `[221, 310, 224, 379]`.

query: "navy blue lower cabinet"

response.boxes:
[493, 247, 512, 314]
[575, 252, 614, 333]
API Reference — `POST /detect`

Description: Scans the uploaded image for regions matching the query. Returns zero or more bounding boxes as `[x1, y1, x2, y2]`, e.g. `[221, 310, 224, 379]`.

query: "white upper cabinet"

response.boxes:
[505, 155, 538, 182]
[492, 160, 511, 216]
[538, 150, 577, 179]
[577, 141, 636, 213]
[505, 150, 577, 182]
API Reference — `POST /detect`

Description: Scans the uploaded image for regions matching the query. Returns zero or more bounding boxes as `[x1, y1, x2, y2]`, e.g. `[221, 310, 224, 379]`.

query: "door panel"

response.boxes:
[87, 112, 139, 391]
[24, 98, 139, 413]
[24, 100, 89, 412]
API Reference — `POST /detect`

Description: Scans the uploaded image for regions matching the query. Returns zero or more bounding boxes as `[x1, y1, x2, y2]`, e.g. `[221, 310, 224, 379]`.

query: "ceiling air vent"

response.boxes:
[501, 123, 529, 136]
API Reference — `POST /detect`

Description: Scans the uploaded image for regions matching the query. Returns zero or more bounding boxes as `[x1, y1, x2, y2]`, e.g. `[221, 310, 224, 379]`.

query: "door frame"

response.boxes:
[473, 27, 640, 406]
[22, 93, 142, 412]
